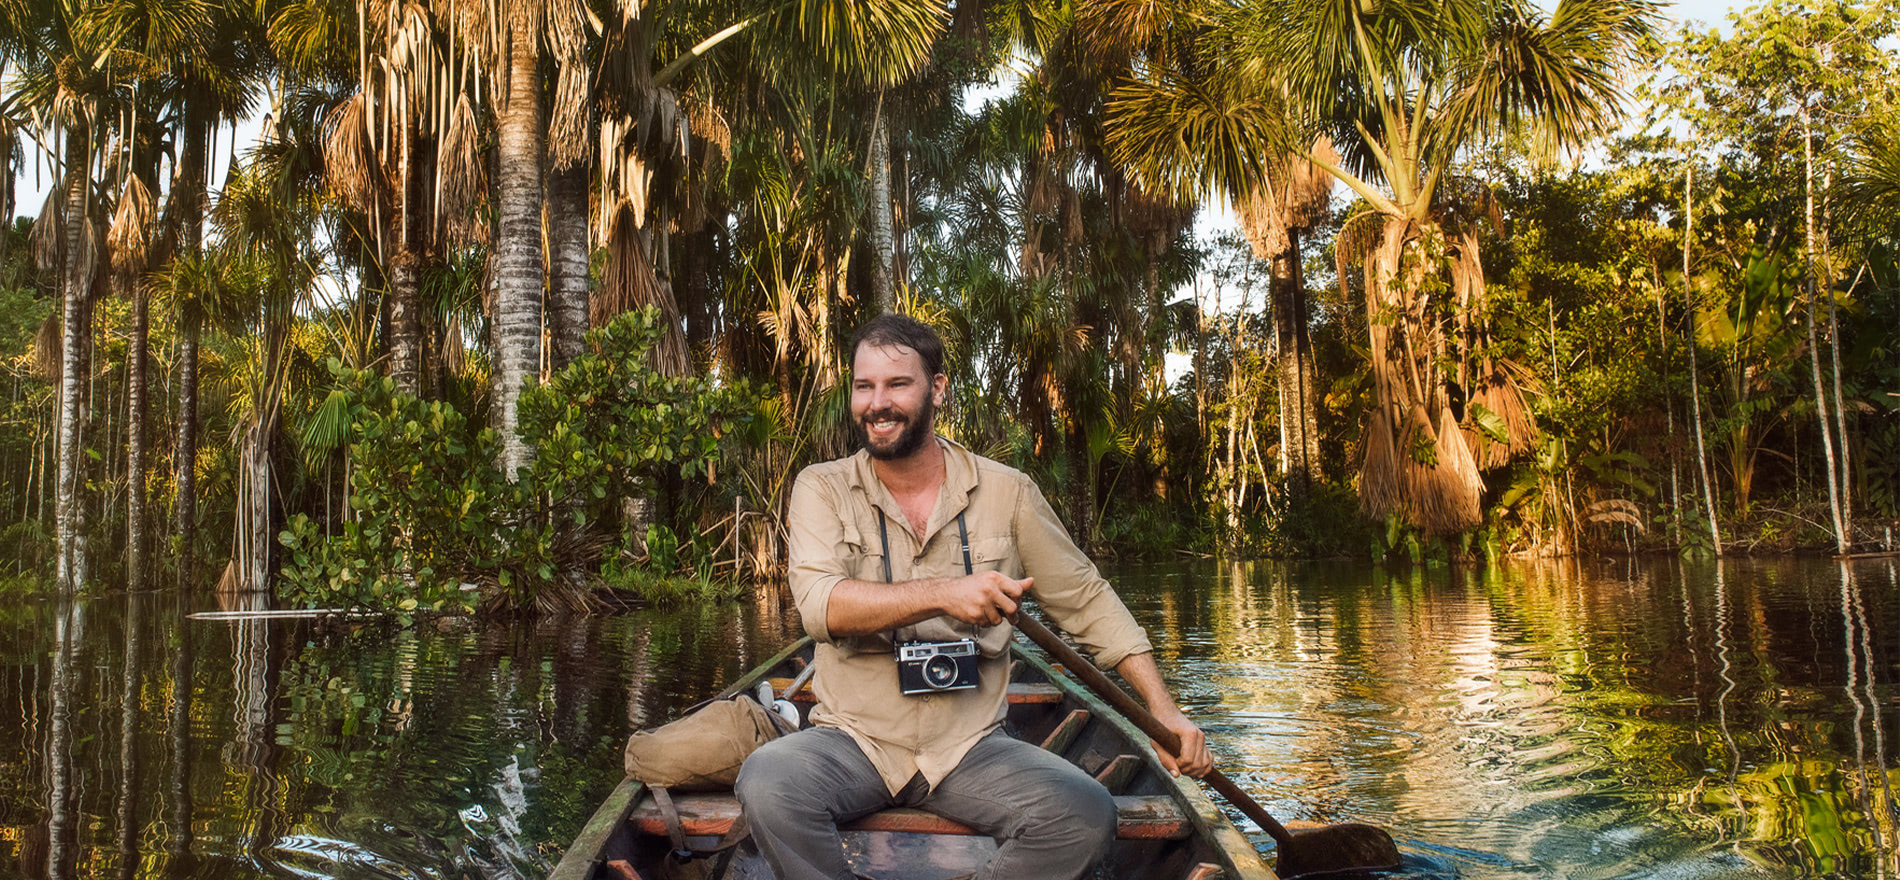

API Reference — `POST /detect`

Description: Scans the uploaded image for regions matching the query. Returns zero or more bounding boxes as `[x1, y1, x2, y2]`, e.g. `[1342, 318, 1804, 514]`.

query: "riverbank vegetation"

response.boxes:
[1, 0, 1896, 611]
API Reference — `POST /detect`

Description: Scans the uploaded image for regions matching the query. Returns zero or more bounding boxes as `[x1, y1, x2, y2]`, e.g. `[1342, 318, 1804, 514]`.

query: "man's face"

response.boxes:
[851, 342, 946, 461]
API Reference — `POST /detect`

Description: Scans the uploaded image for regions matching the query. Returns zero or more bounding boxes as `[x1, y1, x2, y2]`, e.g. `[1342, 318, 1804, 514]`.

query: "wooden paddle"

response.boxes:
[1009, 611, 1403, 879]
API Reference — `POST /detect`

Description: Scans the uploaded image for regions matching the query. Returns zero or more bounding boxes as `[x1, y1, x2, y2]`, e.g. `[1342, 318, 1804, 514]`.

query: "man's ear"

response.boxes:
[932, 373, 948, 405]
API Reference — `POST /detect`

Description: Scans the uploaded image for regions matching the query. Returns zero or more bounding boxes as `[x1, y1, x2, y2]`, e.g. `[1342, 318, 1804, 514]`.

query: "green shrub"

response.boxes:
[279, 308, 758, 614]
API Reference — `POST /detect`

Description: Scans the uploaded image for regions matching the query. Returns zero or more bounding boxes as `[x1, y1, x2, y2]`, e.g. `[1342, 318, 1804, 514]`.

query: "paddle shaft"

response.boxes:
[1009, 612, 1299, 849]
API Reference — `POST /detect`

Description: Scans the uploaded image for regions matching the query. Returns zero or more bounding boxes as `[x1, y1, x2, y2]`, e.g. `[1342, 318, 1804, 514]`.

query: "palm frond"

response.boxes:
[437, 92, 487, 248]
[322, 93, 381, 215]
[1440, 0, 1662, 162]
[107, 173, 154, 273]
[1837, 123, 1900, 241]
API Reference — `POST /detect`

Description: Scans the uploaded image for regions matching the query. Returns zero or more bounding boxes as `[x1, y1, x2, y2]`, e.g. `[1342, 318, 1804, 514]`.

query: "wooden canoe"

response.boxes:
[550, 637, 1279, 880]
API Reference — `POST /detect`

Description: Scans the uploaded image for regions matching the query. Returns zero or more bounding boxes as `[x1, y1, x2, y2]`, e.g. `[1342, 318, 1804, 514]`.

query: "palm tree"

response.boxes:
[9, 0, 123, 593]
[1098, 0, 1337, 496]
[490, 0, 545, 477]
[1237, 0, 1661, 535]
[90, 0, 216, 591]
[156, 0, 268, 588]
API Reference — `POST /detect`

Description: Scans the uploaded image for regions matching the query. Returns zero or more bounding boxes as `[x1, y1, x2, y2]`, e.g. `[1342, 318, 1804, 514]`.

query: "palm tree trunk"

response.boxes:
[494, 1, 546, 477]
[1684, 161, 1722, 554]
[1065, 425, 1094, 554]
[548, 162, 591, 594]
[233, 416, 275, 592]
[55, 134, 93, 595]
[867, 94, 897, 314]
[174, 318, 200, 586]
[1801, 106, 1845, 553]
[1271, 230, 1322, 494]
[126, 277, 149, 590]
[173, 108, 210, 589]
[1824, 183, 1852, 546]
[387, 247, 423, 395]
[548, 163, 590, 371]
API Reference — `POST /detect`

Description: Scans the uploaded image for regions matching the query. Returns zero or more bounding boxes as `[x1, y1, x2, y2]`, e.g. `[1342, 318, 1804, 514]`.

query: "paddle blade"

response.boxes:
[1275, 824, 1404, 879]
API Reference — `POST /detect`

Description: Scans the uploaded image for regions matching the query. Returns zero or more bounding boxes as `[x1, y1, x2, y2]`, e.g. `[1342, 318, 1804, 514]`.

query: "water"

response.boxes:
[1, 558, 1895, 879]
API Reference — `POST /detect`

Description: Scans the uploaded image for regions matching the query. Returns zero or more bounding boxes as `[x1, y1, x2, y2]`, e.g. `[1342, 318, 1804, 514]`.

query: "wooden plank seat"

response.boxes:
[627, 791, 1193, 841]
[763, 679, 1064, 705]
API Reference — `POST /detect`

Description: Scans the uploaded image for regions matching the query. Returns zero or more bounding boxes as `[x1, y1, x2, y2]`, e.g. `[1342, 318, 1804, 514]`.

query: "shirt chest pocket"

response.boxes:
[969, 535, 1017, 577]
[839, 512, 890, 583]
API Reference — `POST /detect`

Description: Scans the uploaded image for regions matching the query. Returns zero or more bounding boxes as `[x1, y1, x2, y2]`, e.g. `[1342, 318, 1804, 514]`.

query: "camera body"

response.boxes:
[896, 639, 980, 695]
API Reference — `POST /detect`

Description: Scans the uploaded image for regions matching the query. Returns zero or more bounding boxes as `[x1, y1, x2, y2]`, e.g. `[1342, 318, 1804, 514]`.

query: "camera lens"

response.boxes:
[922, 654, 958, 689]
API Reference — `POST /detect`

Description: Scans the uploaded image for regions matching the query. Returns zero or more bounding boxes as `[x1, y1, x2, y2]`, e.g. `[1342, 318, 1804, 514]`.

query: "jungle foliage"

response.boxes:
[0, 0, 1897, 612]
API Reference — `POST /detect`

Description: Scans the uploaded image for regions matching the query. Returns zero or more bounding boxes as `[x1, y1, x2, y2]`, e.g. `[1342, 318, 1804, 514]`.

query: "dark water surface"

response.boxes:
[2, 558, 1895, 879]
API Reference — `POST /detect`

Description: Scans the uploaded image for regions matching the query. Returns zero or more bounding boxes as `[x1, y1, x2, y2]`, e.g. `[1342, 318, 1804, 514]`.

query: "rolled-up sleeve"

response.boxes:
[1012, 473, 1152, 669]
[785, 465, 850, 644]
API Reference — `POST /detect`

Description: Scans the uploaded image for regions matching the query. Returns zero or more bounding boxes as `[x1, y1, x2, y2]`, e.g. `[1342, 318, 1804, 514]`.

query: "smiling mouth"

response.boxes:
[863, 410, 907, 436]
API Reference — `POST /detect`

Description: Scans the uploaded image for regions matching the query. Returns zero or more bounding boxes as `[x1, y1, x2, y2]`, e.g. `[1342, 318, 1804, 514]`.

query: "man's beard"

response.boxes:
[858, 397, 936, 461]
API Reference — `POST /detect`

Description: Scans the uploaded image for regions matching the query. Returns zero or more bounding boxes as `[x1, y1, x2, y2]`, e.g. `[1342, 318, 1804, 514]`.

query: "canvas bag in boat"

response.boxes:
[623, 694, 791, 791]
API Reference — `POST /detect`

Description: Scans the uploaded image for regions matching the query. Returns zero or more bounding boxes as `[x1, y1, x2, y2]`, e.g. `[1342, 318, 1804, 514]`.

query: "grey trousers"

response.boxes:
[734, 726, 1117, 880]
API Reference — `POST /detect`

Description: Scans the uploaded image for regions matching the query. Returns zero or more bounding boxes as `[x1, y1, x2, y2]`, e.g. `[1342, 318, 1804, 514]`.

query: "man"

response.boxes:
[736, 314, 1212, 880]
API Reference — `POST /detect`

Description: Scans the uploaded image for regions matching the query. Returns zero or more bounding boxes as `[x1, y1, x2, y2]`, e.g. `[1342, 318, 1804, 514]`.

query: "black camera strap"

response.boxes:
[877, 509, 974, 646]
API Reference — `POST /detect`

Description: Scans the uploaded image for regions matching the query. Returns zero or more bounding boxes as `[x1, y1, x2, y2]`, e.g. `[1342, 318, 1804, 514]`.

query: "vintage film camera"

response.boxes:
[896, 639, 980, 695]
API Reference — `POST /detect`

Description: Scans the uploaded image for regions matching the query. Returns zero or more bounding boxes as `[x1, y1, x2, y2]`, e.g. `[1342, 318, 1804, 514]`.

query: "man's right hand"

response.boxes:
[940, 573, 1032, 627]
[826, 573, 1034, 637]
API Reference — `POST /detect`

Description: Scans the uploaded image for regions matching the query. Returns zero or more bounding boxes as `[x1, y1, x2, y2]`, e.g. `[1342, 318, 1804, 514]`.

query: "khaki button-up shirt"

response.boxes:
[785, 436, 1152, 794]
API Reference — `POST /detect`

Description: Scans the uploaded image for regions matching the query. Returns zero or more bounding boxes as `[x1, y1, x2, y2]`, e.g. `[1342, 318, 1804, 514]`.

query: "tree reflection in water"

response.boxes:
[0, 561, 1895, 879]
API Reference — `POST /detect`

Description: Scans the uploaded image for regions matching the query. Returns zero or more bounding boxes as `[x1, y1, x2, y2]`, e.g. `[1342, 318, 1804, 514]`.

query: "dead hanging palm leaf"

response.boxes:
[1284, 137, 1338, 227]
[1449, 228, 1485, 310]
[1120, 186, 1191, 258]
[1238, 184, 1290, 259]
[1358, 407, 1402, 520]
[595, 201, 690, 375]
[108, 175, 156, 274]
[31, 184, 65, 276]
[1464, 356, 1538, 469]
[1027, 162, 1058, 216]
[1424, 405, 1484, 535]
[324, 95, 381, 213]
[32, 314, 60, 380]
[1243, 138, 1344, 260]
[437, 93, 488, 247]
[1362, 404, 1484, 536]
[1334, 208, 1386, 273]
[547, 59, 591, 171]
[1061, 188, 1085, 247]
[442, 313, 467, 377]
[682, 89, 731, 159]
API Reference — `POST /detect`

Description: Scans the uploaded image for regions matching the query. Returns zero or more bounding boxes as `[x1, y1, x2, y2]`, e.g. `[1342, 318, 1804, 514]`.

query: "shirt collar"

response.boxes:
[846, 436, 981, 531]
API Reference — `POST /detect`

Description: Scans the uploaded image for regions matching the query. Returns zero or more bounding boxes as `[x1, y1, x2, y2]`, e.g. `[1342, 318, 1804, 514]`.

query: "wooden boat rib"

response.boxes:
[551, 637, 1279, 880]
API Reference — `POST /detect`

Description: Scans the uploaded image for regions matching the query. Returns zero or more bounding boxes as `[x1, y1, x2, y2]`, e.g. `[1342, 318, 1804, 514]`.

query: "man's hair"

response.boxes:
[850, 314, 945, 377]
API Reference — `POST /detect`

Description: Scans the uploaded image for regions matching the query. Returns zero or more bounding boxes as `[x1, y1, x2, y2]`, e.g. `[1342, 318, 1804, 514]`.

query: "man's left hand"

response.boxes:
[1149, 708, 1213, 778]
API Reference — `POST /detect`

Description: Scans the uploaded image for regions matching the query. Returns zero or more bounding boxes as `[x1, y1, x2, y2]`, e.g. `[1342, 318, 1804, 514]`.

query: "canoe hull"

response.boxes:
[551, 636, 1278, 880]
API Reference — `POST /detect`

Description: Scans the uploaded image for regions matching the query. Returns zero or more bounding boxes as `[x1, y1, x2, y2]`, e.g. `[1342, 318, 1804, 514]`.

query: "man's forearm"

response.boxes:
[824, 577, 956, 637]
[1115, 650, 1213, 777]
[1114, 652, 1184, 718]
